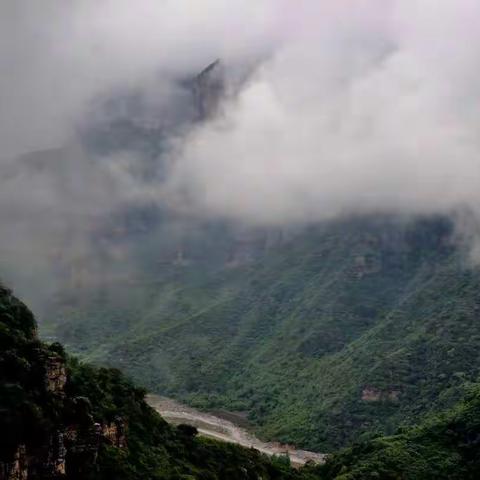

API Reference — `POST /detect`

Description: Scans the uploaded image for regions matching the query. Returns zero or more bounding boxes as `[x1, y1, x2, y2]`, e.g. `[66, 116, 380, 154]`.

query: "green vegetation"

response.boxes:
[43, 215, 480, 453]
[0, 283, 316, 479]
[315, 383, 480, 479]
[66, 359, 313, 479]
[4, 250, 480, 478]
[0, 284, 53, 462]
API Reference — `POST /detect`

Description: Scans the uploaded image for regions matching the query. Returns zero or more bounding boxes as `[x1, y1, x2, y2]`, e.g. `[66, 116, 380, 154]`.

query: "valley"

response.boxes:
[4, 274, 480, 479]
[146, 394, 326, 467]
[44, 214, 480, 452]
[4, 1, 480, 478]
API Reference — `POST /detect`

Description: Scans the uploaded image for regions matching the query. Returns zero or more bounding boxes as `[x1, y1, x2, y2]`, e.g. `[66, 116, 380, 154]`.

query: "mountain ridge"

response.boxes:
[42, 214, 480, 452]
[0, 283, 320, 479]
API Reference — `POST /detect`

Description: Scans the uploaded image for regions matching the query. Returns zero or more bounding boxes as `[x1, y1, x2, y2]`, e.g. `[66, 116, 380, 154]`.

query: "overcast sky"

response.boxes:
[1, 0, 480, 270]
[164, 0, 480, 224]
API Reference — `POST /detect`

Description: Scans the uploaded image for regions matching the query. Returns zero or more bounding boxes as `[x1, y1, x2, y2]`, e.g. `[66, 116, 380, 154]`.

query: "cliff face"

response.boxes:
[192, 59, 226, 120]
[0, 290, 128, 480]
[0, 286, 316, 480]
[45, 356, 67, 395]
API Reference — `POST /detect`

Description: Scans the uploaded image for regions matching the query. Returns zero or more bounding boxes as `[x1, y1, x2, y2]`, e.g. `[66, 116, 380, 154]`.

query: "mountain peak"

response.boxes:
[193, 59, 226, 119]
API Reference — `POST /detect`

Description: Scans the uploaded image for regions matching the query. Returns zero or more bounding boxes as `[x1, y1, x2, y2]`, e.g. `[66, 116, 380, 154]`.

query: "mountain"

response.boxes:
[315, 383, 480, 479]
[0, 283, 323, 479]
[42, 213, 480, 453]
[9, 61, 480, 456]
[4, 249, 480, 480]
[1, 60, 278, 310]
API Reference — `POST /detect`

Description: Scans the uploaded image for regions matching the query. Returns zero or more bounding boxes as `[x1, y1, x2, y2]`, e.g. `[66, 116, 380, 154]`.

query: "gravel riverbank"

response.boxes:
[147, 394, 326, 467]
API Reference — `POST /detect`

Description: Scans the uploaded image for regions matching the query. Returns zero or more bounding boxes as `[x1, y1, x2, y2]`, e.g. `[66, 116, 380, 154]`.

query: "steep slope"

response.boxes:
[43, 214, 480, 451]
[0, 284, 318, 479]
[314, 384, 480, 479]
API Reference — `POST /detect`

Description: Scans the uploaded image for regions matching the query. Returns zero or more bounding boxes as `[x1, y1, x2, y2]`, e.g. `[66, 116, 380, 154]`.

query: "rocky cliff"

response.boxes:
[0, 285, 129, 480]
[192, 59, 226, 120]
[0, 285, 320, 480]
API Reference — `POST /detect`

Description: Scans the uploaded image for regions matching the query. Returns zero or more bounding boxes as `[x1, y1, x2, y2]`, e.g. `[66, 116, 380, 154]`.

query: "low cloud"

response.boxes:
[164, 0, 480, 225]
[2, 0, 480, 304]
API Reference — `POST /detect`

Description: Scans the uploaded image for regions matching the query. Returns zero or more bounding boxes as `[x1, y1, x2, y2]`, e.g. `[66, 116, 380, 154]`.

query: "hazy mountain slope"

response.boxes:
[4, 276, 480, 479]
[42, 214, 480, 451]
[0, 284, 317, 479]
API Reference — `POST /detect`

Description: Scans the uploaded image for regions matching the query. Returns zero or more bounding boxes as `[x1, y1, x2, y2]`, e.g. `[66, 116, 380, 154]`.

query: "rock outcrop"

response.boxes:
[45, 355, 67, 396]
[0, 288, 127, 480]
[101, 418, 127, 449]
[2, 446, 27, 480]
[361, 387, 400, 403]
[192, 59, 226, 119]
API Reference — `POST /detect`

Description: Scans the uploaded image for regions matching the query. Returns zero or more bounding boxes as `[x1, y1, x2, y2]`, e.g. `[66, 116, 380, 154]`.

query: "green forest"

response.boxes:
[44, 216, 480, 452]
[4, 273, 480, 478]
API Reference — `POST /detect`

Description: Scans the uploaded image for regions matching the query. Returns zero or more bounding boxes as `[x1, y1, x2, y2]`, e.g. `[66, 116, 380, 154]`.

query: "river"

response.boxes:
[146, 394, 326, 467]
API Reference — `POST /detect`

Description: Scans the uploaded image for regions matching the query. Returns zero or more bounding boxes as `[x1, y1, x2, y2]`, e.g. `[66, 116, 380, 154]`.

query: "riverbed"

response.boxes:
[146, 394, 326, 467]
